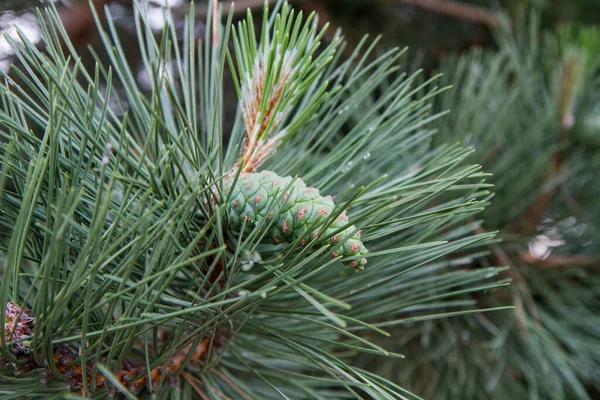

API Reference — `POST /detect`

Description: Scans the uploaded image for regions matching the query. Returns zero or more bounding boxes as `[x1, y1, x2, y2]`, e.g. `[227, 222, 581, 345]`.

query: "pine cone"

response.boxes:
[224, 171, 368, 269]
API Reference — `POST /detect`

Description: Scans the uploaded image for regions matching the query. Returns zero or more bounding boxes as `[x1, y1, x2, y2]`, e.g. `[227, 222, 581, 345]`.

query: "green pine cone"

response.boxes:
[224, 171, 368, 269]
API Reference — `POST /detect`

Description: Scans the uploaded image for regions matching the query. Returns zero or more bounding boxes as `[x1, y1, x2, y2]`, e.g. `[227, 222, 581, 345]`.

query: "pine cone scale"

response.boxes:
[224, 171, 368, 268]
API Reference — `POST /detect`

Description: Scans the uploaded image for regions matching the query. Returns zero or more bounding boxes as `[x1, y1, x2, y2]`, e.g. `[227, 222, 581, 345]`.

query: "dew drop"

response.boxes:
[341, 160, 353, 172]
[337, 105, 350, 115]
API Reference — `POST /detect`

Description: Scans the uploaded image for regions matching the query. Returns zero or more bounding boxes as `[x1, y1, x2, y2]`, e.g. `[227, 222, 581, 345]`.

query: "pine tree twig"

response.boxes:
[0, 1, 511, 397]
[213, 369, 254, 400]
[212, 0, 219, 46]
[479, 140, 504, 168]
[113, 338, 209, 394]
[172, 0, 280, 19]
[381, 0, 502, 28]
[521, 33, 594, 233]
[181, 372, 211, 399]
[57, 0, 132, 49]
[474, 226, 540, 334]
[49, 337, 210, 395]
[519, 252, 598, 268]
[293, 0, 339, 42]
[2, 302, 213, 396]
[560, 182, 585, 214]
[522, 153, 562, 234]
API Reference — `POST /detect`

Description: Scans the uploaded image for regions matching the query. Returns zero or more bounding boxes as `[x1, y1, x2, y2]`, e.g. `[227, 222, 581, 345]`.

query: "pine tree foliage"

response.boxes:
[367, 11, 600, 400]
[0, 1, 509, 399]
[432, 47, 555, 228]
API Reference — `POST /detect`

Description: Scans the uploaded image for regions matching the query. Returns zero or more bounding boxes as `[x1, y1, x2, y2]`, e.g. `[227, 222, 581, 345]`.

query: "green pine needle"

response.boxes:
[0, 1, 505, 398]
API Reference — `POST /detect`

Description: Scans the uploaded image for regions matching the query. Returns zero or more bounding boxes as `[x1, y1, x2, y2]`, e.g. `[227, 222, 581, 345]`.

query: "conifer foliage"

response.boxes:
[366, 12, 600, 400]
[0, 1, 506, 398]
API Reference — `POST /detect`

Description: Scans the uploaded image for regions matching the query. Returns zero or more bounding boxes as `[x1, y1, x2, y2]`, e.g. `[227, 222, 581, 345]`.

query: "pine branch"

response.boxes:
[383, 0, 502, 27]
[519, 252, 598, 269]
[474, 225, 539, 334]
[57, 0, 118, 49]
[175, 0, 280, 19]
[382, 11, 600, 400]
[3, 302, 213, 395]
[0, 1, 505, 398]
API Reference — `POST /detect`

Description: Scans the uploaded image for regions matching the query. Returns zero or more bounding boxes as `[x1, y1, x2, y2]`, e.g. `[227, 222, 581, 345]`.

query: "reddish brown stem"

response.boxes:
[57, 0, 130, 50]
[521, 152, 562, 234]
[520, 252, 598, 269]
[474, 226, 540, 334]
[386, 0, 502, 27]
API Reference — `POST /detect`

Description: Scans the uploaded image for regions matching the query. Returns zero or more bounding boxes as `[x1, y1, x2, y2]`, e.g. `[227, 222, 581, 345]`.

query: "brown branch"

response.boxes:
[384, 0, 503, 28]
[474, 226, 540, 334]
[293, 0, 340, 43]
[57, 0, 133, 50]
[172, 0, 281, 19]
[213, 369, 254, 400]
[521, 152, 562, 234]
[212, 0, 219, 46]
[46, 336, 211, 395]
[113, 337, 209, 394]
[520, 252, 598, 269]
[57, 0, 271, 51]
[57, 0, 109, 47]
[2, 302, 214, 397]
[182, 371, 211, 399]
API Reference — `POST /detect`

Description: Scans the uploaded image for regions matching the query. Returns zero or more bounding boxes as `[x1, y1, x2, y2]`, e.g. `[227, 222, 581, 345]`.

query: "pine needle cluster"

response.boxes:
[368, 11, 600, 400]
[0, 1, 507, 399]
